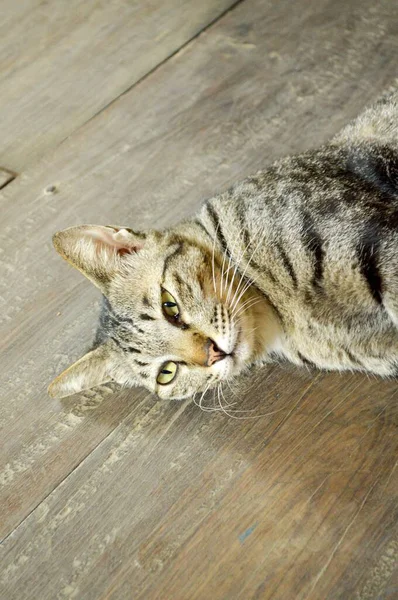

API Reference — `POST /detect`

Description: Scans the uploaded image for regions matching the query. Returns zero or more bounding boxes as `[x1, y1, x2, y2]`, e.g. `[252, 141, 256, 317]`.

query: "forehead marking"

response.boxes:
[110, 335, 141, 354]
[142, 295, 153, 308]
[162, 242, 184, 280]
[173, 272, 194, 297]
[135, 359, 149, 367]
[140, 313, 155, 321]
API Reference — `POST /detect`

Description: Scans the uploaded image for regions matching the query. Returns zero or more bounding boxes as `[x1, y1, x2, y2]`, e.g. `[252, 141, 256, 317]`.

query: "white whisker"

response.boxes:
[230, 276, 258, 315]
[228, 226, 267, 312]
[211, 222, 219, 295]
[219, 246, 228, 298]
[193, 380, 217, 412]
[232, 297, 261, 320]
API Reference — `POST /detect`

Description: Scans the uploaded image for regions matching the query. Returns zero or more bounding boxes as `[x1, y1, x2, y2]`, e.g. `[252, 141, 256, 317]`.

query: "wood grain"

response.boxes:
[0, 0, 237, 171]
[1, 0, 398, 597]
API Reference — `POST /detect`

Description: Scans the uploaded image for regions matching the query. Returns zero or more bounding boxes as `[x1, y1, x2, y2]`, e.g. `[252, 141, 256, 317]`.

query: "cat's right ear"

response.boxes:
[52, 225, 145, 292]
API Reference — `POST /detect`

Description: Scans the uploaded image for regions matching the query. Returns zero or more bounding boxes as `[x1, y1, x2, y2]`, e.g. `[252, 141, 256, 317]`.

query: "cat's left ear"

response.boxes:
[48, 345, 113, 398]
[52, 225, 145, 292]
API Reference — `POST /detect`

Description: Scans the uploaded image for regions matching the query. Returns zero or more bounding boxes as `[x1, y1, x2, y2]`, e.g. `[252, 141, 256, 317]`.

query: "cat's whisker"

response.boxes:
[220, 383, 259, 414]
[221, 233, 253, 307]
[221, 374, 308, 419]
[223, 234, 241, 303]
[225, 231, 248, 306]
[232, 297, 261, 320]
[228, 228, 267, 312]
[217, 384, 234, 418]
[227, 262, 252, 311]
[229, 274, 256, 317]
[218, 377, 237, 407]
[217, 385, 256, 419]
[194, 380, 217, 412]
[232, 295, 261, 315]
[231, 233, 265, 308]
[244, 325, 261, 336]
[211, 222, 219, 295]
[224, 376, 238, 398]
[219, 225, 241, 300]
[219, 244, 230, 298]
[231, 285, 258, 318]
[223, 225, 266, 315]
[219, 382, 289, 419]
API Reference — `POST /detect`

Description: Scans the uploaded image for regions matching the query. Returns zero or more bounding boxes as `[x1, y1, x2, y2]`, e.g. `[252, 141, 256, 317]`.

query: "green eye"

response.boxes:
[161, 290, 180, 318]
[157, 361, 178, 385]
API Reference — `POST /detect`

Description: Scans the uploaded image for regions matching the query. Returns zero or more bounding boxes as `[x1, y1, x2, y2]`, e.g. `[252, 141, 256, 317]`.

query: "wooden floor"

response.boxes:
[1, 1, 398, 598]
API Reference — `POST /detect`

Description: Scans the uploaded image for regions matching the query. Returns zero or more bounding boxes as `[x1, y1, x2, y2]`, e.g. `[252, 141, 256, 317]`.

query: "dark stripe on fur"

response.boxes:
[344, 348, 364, 367]
[174, 272, 193, 296]
[302, 212, 324, 288]
[127, 346, 141, 354]
[105, 299, 136, 327]
[197, 271, 205, 292]
[109, 335, 123, 349]
[297, 352, 316, 368]
[142, 295, 153, 309]
[205, 202, 229, 255]
[347, 145, 398, 198]
[139, 313, 155, 321]
[162, 242, 184, 280]
[357, 224, 383, 305]
[194, 218, 212, 239]
[276, 242, 298, 288]
[110, 335, 141, 354]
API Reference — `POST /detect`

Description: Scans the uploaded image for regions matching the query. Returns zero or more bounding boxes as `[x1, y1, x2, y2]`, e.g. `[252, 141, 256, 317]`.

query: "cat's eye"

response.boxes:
[157, 361, 178, 385]
[161, 289, 180, 318]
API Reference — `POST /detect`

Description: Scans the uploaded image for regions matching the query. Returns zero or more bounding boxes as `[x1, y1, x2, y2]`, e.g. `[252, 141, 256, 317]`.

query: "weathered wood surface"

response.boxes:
[1, 0, 398, 598]
[0, 0, 237, 172]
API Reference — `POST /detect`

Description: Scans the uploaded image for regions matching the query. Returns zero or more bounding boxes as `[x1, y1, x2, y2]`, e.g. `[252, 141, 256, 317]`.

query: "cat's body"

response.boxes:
[199, 141, 398, 377]
[49, 91, 398, 400]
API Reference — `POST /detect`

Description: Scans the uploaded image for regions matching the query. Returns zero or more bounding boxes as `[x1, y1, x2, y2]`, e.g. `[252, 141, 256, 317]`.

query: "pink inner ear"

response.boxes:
[86, 227, 143, 255]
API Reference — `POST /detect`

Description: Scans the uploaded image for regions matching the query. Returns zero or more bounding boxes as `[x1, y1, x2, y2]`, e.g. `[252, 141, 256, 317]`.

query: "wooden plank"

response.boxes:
[0, 0, 237, 171]
[1, 373, 397, 599]
[1, 0, 398, 597]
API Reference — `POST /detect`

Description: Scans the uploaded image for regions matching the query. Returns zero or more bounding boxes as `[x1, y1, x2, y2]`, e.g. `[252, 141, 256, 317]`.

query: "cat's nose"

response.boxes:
[205, 339, 227, 366]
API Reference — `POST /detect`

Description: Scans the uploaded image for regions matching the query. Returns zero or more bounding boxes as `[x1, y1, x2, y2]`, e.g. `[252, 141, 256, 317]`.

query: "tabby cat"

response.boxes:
[49, 91, 398, 401]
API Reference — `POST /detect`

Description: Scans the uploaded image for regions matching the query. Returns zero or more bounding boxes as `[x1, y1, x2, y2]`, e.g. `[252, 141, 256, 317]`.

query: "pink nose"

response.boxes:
[206, 340, 227, 366]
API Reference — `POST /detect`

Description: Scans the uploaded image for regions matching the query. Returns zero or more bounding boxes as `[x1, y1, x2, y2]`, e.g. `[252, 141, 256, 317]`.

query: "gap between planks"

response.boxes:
[56, 0, 246, 152]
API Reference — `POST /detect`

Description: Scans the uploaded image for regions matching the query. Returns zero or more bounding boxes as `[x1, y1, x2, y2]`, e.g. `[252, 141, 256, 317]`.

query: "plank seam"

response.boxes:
[0, 390, 153, 545]
[56, 0, 246, 152]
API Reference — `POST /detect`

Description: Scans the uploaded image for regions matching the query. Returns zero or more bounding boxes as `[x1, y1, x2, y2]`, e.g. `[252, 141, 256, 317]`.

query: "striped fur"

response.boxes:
[49, 92, 398, 400]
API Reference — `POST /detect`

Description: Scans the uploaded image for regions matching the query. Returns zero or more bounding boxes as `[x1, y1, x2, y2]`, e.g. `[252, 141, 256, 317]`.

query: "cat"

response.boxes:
[49, 91, 398, 401]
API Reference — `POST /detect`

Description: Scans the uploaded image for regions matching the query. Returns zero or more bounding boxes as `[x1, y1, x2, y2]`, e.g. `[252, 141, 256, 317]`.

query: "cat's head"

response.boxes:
[48, 224, 272, 400]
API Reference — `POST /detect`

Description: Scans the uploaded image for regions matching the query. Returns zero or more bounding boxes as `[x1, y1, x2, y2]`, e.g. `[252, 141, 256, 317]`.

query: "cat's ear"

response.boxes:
[52, 225, 145, 292]
[48, 345, 113, 398]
